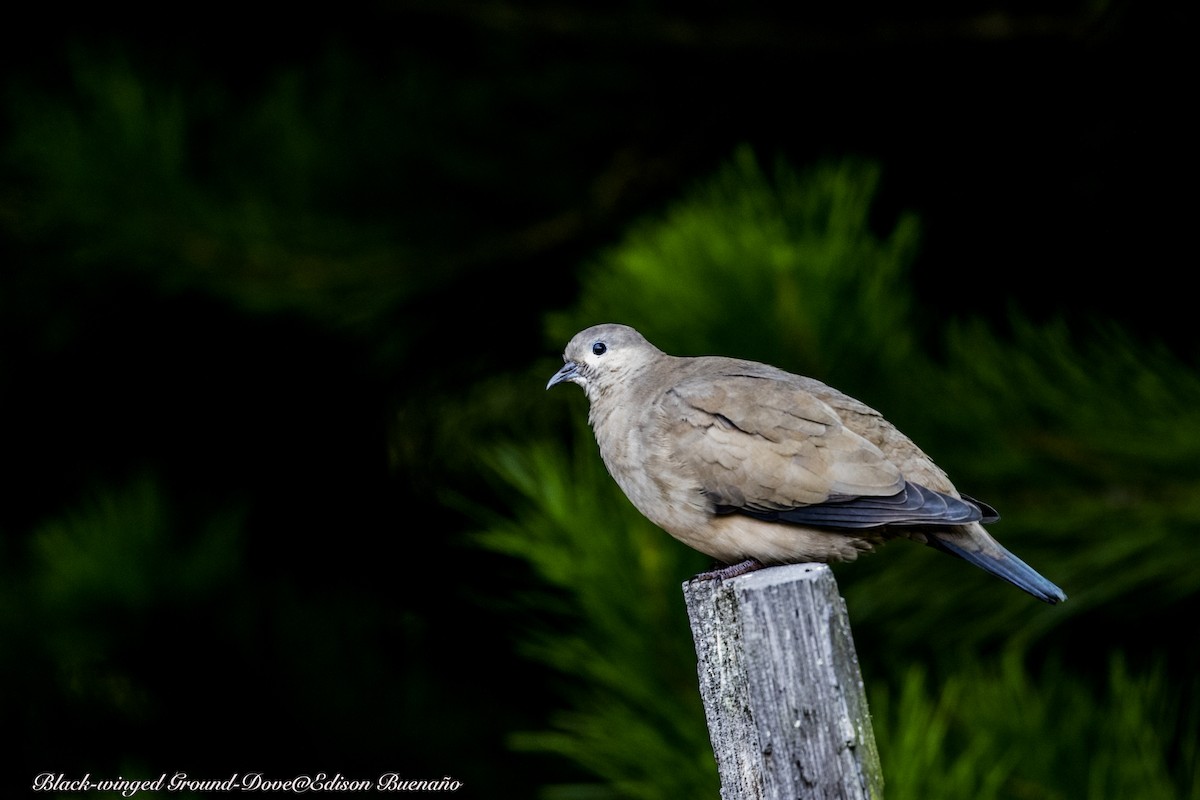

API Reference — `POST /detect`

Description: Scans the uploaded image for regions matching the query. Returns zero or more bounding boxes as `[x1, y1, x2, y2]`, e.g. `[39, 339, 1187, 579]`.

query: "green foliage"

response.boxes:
[2, 47, 594, 793]
[3, 51, 432, 342]
[547, 145, 922, 388]
[32, 476, 242, 614]
[874, 655, 1199, 800]
[473, 434, 716, 800]
[1, 477, 243, 721]
[478, 148, 1200, 797]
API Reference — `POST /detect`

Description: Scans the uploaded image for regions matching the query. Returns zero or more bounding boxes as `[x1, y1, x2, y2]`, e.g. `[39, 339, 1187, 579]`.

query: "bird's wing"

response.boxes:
[662, 373, 904, 506]
[662, 372, 984, 528]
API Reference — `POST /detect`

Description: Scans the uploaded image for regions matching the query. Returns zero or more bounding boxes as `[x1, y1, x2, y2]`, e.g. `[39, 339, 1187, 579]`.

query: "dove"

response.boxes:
[546, 323, 1066, 603]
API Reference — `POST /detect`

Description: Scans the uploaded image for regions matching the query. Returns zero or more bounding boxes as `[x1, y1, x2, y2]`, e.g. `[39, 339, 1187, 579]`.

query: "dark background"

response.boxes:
[2, 2, 1192, 796]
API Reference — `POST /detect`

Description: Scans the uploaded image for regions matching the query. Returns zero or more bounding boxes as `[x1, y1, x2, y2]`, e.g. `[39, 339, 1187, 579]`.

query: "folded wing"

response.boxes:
[664, 372, 992, 529]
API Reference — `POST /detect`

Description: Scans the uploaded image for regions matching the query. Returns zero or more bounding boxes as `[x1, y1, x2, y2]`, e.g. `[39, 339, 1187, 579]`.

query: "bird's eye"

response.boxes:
[592, 342, 607, 356]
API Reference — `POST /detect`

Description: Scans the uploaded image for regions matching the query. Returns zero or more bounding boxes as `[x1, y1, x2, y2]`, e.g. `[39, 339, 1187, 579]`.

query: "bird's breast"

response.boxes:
[590, 399, 710, 533]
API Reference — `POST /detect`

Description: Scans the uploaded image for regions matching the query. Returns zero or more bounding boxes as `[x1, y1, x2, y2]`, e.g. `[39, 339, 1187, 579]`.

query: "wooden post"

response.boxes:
[683, 563, 884, 800]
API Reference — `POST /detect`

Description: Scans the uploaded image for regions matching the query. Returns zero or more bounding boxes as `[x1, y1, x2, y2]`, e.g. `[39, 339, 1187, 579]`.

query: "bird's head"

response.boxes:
[546, 323, 661, 399]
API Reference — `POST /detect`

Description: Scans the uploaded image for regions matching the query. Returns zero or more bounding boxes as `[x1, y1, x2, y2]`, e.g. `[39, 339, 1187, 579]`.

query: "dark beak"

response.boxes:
[546, 361, 579, 390]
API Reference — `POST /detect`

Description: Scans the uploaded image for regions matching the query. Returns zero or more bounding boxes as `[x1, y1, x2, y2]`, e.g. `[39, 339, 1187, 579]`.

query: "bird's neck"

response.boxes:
[585, 358, 664, 451]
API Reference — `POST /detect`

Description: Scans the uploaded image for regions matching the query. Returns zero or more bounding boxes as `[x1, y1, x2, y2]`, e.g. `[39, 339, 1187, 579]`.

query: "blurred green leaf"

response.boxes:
[32, 476, 242, 613]
[547, 145, 921, 389]
[873, 654, 1198, 800]
[471, 435, 717, 800]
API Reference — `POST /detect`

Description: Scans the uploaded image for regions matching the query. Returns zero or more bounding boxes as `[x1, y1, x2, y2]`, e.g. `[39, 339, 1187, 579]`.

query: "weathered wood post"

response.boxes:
[683, 563, 884, 800]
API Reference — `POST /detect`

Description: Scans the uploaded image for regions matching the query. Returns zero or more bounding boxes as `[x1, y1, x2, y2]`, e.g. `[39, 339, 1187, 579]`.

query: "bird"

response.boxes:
[546, 323, 1066, 604]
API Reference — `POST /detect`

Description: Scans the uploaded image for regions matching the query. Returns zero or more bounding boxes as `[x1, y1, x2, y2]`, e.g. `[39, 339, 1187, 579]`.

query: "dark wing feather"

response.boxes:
[718, 481, 990, 529]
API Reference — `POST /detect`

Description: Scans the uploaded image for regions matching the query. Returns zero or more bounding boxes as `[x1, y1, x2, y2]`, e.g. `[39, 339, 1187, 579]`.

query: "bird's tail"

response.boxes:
[926, 530, 1067, 604]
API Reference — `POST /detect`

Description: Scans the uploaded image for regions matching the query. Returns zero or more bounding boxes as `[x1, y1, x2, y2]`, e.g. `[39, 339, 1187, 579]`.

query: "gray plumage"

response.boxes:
[547, 323, 1066, 604]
